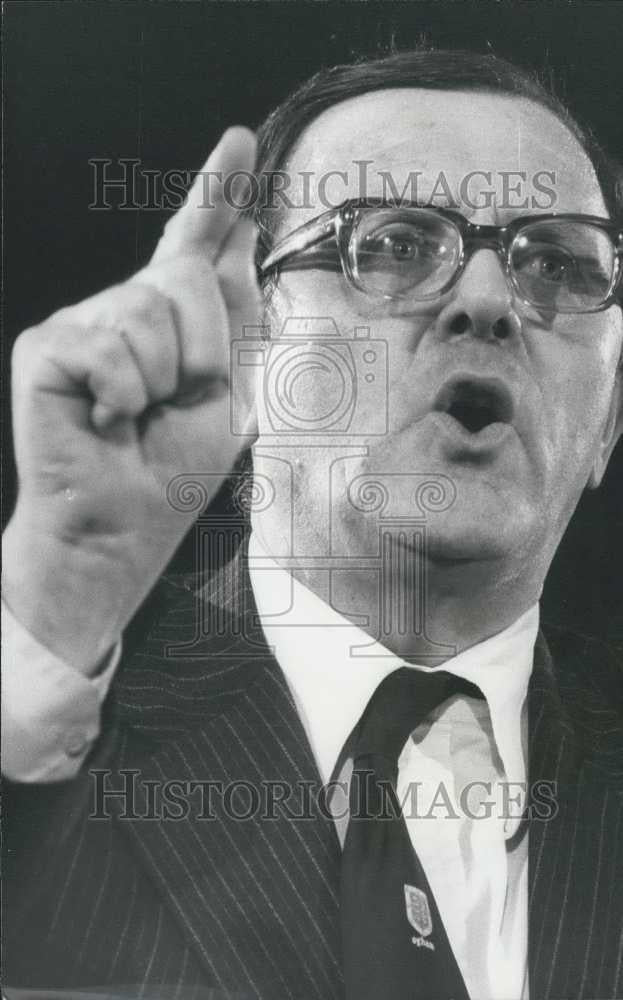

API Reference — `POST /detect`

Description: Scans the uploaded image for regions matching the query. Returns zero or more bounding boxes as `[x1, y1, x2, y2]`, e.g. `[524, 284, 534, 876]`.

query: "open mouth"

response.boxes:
[434, 377, 514, 434]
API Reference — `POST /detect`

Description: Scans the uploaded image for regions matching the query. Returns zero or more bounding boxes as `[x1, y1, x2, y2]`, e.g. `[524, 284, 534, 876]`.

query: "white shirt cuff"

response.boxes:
[1, 600, 120, 782]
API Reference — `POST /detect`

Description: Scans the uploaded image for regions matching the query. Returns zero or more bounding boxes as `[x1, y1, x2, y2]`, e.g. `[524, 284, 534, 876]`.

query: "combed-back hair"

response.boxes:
[253, 46, 622, 274]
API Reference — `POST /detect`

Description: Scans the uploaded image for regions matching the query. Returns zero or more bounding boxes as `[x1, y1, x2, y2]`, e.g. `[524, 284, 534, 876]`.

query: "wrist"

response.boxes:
[2, 516, 128, 675]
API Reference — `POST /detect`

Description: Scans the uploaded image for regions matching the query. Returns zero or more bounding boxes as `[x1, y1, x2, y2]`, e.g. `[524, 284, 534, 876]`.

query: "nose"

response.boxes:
[437, 249, 522, 343]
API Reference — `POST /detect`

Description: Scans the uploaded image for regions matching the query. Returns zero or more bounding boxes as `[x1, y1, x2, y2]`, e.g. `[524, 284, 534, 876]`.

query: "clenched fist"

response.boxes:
[3, 128, 261, 674]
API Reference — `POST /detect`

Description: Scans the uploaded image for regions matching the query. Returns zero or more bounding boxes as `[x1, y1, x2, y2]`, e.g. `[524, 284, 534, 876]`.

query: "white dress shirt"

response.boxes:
[248, 532, 537, 1000]
[2, 536, 538, 999]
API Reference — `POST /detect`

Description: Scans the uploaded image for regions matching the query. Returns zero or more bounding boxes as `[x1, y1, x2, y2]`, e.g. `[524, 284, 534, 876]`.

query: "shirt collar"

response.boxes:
[248, 532, 538, 786]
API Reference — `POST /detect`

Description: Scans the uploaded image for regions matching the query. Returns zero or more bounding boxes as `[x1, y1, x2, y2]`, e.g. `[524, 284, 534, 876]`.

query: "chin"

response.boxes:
[414, 502, 536, 565]
[422, 523, 514, 563]
[336, 489, 531, 566]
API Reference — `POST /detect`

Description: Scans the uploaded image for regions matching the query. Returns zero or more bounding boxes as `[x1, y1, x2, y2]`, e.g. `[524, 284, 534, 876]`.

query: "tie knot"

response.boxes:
[353, 667, 483, 768]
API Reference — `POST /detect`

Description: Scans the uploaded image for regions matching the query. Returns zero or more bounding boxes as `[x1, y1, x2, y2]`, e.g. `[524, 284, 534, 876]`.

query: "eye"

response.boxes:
[353, 209, 461, 297]
[512, 238, 584, 292]
[532, 251, 570, 283]
[382, 233, 419, 260]
[365, 228, 423, 258]
[361, 225, 442, 266]
[520, 245, 575, 283]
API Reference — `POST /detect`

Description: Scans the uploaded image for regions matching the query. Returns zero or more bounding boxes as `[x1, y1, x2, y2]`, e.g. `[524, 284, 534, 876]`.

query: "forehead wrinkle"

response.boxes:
[278, 89, 608, 230]
[287, 105, 472, 178]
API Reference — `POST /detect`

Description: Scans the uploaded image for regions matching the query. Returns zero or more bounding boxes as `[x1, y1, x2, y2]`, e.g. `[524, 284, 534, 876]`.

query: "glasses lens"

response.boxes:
[351, 208, 461, 298]
[511, 220, 615, 312]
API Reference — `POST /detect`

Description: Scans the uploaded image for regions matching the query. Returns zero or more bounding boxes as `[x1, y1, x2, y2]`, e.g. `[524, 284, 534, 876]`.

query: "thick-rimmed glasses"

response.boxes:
[261, 199, 623, 314]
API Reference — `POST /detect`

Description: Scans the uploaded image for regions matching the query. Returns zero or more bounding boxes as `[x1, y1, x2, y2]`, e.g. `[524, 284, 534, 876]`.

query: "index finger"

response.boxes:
[151, 126, 257, 265]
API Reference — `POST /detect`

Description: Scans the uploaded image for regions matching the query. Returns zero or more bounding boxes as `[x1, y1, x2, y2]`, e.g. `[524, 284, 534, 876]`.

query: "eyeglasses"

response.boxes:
[261, 199, 623, 314]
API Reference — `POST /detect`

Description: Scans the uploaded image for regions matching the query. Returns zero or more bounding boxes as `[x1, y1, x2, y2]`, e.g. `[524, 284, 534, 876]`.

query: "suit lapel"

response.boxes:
[528, 631, 623, 1000]
[111, 543, 343, 998]
[111, 556, 623, 1000]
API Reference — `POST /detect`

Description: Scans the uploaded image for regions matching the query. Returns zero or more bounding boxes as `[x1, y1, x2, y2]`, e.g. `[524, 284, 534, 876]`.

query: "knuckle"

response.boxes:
[11, 322, 60, 379]
[89, 363, 144, 410]
[218, 243, 256, 278]
[12, 326, 40, 366]
[91, 334, 128, 373]
[218, 261, 259, 303]
[125, 280, 177, 335]
[50, 285, 125, 331]
[124, 280, 160, 315]
[216, 266, 239, 293]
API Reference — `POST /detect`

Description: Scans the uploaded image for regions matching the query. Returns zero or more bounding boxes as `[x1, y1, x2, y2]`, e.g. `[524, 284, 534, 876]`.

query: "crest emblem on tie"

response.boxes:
[404, 884, 433, 938]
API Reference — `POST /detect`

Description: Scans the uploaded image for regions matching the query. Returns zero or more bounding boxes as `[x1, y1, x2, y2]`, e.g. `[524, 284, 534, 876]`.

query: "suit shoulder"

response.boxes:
[541, 623, 623, 701]
[541, 622, 623, 776]
[111, 565, 270, 739]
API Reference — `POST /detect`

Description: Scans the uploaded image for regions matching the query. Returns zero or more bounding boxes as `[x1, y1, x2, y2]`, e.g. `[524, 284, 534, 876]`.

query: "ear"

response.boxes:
[587, 364, 623, 488]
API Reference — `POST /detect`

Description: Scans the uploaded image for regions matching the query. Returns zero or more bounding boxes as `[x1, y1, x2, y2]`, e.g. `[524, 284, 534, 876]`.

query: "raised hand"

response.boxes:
[4, 127, 261, 673]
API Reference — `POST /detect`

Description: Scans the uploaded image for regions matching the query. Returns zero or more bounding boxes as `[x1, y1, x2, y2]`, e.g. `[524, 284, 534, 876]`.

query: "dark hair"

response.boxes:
[253, 46, 622, 270]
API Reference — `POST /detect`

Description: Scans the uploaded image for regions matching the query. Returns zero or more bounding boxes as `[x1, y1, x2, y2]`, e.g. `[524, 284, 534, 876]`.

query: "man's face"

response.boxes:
[255, 89, 622, 575]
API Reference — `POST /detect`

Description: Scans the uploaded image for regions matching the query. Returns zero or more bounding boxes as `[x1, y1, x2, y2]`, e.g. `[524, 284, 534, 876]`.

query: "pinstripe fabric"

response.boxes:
[4, 551, 342, 999]
[4, 730, 206, 994]
[4, 545, 622, 998]
[528, 629, 623, 1000]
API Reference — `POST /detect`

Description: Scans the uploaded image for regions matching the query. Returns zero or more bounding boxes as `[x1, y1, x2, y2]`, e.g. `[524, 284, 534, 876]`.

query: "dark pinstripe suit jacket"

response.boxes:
[4, 548, 623, 1000]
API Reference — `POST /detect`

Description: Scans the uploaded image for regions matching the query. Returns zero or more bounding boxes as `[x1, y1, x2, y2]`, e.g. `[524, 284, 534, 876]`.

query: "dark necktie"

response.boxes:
[341, 667, 482, 1000]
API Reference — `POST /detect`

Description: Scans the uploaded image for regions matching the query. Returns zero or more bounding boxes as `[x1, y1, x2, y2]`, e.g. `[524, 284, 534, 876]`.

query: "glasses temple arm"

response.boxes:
[260, 210, 337, 272]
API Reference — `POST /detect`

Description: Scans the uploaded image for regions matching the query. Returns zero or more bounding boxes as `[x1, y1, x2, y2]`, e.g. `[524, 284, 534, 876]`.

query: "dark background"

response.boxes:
[3, 0, 622, 649]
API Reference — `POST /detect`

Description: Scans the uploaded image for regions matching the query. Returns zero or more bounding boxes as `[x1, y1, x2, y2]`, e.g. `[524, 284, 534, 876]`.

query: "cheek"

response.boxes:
[269, 273, 352, 324]
[265, 278, 420, 430]
[535, 314, 622, 459]
[270, 272, 414, 330]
